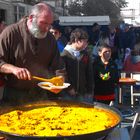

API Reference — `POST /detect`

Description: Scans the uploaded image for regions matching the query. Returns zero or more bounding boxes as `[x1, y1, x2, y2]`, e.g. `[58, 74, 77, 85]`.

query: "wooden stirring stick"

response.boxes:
[32, 76, 64, 86]
[32, 76, 51, 82]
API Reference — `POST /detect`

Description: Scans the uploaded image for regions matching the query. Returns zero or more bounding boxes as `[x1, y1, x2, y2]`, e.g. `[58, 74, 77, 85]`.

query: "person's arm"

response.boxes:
[0, 63, 31, 80]
[0, 24, 32, 81]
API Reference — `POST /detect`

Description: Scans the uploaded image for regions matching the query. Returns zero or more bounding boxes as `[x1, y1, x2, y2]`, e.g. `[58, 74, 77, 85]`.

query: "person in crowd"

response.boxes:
[124, 48, 131, 63]
[50, 24, 68, 54]
[98, 31, 110, 45]
[63, 26, 73, 42]
[89, 22, 100, 46]
[0, 2, 64, 105]
[123, 38, 140, 72]
[61, 28, 94, 103]
[119, 23, 136, 61]
[93, 43, 119, 104]
[123, 38, 140, 104]
[92, 31, 109, 60]
[108, 26, 118, 60]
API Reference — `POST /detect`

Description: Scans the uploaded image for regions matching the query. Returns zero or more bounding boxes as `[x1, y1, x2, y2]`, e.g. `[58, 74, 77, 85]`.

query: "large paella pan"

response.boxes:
[0, 100, 122, 140]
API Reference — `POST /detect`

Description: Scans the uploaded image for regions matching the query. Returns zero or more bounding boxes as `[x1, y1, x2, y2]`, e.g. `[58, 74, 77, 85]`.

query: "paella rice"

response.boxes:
[0, 104, 120, 136]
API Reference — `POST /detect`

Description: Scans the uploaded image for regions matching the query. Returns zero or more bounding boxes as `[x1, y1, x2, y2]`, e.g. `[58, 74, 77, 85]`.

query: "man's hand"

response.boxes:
[0, 63, 31, 80]
[12, 67, 31, 80]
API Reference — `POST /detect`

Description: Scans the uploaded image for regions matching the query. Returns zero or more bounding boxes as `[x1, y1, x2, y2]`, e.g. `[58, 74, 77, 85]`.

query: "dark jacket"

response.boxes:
[61, 48, 93, 95]
[119, 29, 136, 50]
[0, 17, 62, 90]
[93, 57, 119, 97]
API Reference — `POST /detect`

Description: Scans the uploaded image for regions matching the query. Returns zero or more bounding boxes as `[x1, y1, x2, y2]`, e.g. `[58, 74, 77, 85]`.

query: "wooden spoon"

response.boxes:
[32, 76, 64, 86]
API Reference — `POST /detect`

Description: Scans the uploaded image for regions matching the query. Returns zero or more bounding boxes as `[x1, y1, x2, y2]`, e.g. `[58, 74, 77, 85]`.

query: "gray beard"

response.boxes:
[28, 18, 47, 39]
[31, 28, 47, 39]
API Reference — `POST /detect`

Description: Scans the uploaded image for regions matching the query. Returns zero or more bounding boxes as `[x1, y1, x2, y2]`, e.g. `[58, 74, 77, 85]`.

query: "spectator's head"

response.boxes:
[64, 26, 72, 34]
[124, 24, 130, 32]
[109, 26, 116, 34]
[125, 48, 131, 55]
[98, 43, 111, 63]
[92, 22, 100, 31]
[119, 22, 130, 32]
[69, 28, 89, 51]
[119, 21, 125, 31]
[49, 24, 62, 40]
[98, 31, 110, 46]
[27, 2, 54, 39]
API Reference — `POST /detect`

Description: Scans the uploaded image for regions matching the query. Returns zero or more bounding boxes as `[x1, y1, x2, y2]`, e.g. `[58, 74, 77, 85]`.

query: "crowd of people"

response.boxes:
[0, 2, 140, 106]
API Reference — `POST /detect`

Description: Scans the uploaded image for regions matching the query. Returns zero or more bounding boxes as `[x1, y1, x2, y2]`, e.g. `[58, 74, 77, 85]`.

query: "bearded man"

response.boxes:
[0, 2, 63, 104]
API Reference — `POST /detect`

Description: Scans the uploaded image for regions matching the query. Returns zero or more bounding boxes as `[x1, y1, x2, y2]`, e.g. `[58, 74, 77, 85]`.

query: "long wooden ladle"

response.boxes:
[32, 76, 64, 86]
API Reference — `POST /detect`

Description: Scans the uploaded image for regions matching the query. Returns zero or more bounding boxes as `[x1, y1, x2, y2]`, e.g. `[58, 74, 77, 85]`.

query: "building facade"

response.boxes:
[0, 0, 65, 25]
[0, 0, 33, 25]
[121, 0, 140, 25]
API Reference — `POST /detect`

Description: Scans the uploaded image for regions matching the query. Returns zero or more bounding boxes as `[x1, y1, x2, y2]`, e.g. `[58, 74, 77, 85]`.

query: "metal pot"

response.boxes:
[0, 100, 122, 140]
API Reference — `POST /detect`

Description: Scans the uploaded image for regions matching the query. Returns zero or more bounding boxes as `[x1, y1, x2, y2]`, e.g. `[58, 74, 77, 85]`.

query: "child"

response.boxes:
[93, 43, 119, 104]
[61, 28, 93, 103]
[50, 24, 68, 54]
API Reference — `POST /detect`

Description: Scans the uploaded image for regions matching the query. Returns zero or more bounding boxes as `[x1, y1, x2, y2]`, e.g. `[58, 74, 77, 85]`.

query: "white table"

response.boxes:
[118, 78, 136, 105]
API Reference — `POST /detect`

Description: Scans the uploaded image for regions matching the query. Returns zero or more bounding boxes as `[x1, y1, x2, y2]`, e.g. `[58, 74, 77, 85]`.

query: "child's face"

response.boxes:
[99, 47, 111, 62]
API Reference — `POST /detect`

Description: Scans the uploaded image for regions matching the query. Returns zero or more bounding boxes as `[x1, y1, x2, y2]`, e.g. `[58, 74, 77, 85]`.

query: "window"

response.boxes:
[14, 5, 25, 22]
[0, 9, 6, 21]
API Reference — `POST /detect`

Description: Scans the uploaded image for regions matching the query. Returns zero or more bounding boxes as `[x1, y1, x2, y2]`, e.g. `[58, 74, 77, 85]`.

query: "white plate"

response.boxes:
[38, 82, 70, 90]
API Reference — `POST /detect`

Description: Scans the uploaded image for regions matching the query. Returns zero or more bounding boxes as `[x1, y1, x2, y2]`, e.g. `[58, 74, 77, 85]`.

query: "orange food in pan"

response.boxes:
[0, 103, 120, 136]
